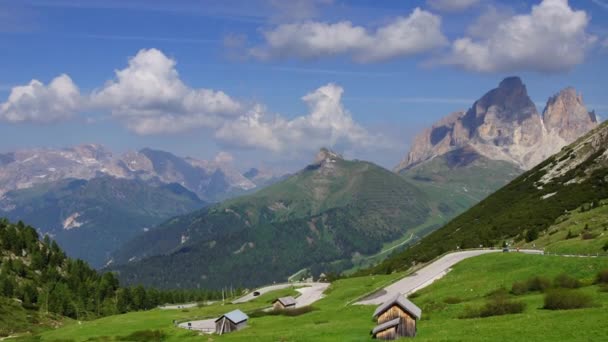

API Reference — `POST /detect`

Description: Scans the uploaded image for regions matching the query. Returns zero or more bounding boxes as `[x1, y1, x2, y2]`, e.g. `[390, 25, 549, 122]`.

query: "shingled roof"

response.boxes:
[273, 296, 296, 307]
[372, 293, 422, 320]
[215, 309, 248, 324]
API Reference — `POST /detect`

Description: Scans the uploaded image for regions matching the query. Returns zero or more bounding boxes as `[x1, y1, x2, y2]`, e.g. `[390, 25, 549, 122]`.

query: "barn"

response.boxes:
[272, 296, 296, 310]
[214, 309, 248, 335]
[371, 293, 421, 339]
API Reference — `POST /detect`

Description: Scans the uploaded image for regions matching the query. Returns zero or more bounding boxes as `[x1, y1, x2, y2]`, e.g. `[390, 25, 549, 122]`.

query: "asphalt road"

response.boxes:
[179, 282, 330, 333]
[355, 249, 543, 306]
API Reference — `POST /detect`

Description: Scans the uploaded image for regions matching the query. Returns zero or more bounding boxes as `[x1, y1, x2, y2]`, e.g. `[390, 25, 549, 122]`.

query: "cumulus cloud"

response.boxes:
[251, 8, 447, 62]
[0, 74, 81, 123]
[214, 151, 235, 164]
[91, 48, 241, 134]
[427, 0, 481, 12]
[215, 83, 380, 152]
[442, 0, 596, 72]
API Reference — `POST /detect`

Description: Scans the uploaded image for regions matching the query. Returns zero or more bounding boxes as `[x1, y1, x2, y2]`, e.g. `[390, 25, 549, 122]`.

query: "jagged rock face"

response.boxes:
[397, 77, 598, 172]
[543, 87, 598, 142]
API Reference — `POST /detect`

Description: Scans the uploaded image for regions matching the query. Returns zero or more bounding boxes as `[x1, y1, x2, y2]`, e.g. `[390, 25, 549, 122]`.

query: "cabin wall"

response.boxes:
[273, 302, 285, 310]
[396, 316, 417, 337]
[215, 318, 239, 334]
[376, 327, 397, 340]
[377, 306, 409, 324]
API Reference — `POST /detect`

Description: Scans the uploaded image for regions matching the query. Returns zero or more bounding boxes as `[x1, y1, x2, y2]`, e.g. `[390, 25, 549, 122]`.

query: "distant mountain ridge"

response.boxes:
[109, 148, 431, 289]
[0, 176, 205, 268]
[396, 77, 598, 172]
[0, 145, 261, 202]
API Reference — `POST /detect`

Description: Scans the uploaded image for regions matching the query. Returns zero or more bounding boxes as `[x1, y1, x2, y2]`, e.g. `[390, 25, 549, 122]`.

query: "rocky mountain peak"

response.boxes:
[314, 148, 343, 165]
[396, 77, 599, 172]
[542, 87, 598, 143]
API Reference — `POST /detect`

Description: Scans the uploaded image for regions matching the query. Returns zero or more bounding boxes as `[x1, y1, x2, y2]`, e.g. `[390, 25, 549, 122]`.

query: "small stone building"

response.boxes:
[215, 309, 248, 335]
[371, 293, 421, 340]
[272, 296, 296, 310]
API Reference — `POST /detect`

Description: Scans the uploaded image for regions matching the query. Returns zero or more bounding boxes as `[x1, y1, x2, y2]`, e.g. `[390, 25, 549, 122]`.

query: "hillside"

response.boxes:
[28, 253, 608, 341]
[0, 177, 205, 268]
[401, 146, 522, 220]
[110, 149, 430, 289]
[364, 120, 608, 275]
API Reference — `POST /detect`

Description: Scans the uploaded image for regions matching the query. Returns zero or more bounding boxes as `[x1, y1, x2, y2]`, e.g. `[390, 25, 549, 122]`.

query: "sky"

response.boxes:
[0, 0, 607, 172]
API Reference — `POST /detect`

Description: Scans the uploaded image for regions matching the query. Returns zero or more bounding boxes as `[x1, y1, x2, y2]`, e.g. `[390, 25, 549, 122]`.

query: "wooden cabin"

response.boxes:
[272, 296, 296, 310]
[371, 293, 421, 339]
[214, 309, 248, 335]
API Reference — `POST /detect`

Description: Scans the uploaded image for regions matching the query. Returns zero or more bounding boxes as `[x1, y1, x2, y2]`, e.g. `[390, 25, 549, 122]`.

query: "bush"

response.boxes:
[118, 330, 166, 342]
[602, 242, 608, 252]
[443, 296, 462, 304]
[581, 232, 596, 240]
[459, 297, 526, 319]
[486, 287, 509, 298]
[543, 289, 594, 310]
[565, 230, 577, 239]
[554, 274, 581, 289]
[512, 276, 551, 294]
[596, 269, 608, 284]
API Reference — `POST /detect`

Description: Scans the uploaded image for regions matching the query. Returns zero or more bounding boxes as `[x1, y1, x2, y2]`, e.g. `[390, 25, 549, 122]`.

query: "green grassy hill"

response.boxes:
[361, 121, 608, 275]
[516, 201, 608, 255]
[401, 147, 522, 221]
[24, 253, 608, 341]
[0, 177, 205, 268]
[110, 150, 430, 289]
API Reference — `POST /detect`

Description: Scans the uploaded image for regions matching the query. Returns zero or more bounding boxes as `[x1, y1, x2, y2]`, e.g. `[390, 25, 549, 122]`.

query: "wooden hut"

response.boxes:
[272, 296, 296, 310]
[371, 293, 421, 339]
[214, 309, 248, 335]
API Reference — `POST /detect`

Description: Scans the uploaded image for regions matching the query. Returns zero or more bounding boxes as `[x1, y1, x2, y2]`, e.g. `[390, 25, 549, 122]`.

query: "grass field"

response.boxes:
[517, 203, 608, 255]
[19, 253, 608, 341]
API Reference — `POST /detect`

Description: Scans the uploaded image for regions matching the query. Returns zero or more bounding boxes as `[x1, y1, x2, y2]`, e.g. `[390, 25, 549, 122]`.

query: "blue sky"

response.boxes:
[0, 0, 607, 171]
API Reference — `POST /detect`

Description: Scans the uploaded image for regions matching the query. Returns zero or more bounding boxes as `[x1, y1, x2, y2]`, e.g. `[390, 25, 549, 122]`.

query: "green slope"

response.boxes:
[27, 253, 608, 341]
[401, 146, 522, 220]
[111, 151, 430, 289]
[0, 177, 205, 268]
[362, 121, 608, 275]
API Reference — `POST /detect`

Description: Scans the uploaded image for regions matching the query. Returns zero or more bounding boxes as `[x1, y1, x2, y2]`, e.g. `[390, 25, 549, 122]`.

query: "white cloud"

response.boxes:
[214, 151, 235, 164]
[251, 8, 447, 62]
[91, 48, 241, 134]
[443, 0, 596, 72]
[427, 0, 481, 12]
[0, 74, 81, 123]
[215, 83, 381, 152]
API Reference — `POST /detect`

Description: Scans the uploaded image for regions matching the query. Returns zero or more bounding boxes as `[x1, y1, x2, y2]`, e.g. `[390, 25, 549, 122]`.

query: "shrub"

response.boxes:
[554, 274, 581, 289]
[602, 242, 608, 252]
[596, 269, 608, 284]
[118, 330, 166, 342]
[581, 232, 596, 240]
[511, 276, 551, 295]
[543, 289, 594, 310]
[486, 287, 509, 299]
[565, 230, 577, 239]
[459, 297, 526, 319]
[443, 296, 462, 304]
[528, 276, 552, 292]
[511, 281, 528, 295]
[599, 285, 608, 293]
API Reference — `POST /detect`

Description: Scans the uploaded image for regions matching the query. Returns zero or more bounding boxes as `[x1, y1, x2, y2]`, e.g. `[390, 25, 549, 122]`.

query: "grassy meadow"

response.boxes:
[14, 253, 608, 341]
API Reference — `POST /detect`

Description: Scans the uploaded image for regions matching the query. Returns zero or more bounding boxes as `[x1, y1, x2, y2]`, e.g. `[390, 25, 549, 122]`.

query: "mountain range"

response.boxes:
[0, 145, 272, 202]
[365, 119, 608, 275]
[110, 149, 430, 288]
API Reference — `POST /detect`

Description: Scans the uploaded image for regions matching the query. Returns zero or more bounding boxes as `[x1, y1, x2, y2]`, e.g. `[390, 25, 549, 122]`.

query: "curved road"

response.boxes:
[356, 249, 543, 306]
[179, 282, 329, 333]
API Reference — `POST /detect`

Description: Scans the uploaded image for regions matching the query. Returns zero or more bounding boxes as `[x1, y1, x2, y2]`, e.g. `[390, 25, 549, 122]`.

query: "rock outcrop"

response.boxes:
[396, 77, 598, 172]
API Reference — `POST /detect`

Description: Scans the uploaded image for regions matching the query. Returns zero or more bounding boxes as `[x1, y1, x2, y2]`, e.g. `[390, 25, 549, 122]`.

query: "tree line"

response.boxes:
[0, 219, 223, 320]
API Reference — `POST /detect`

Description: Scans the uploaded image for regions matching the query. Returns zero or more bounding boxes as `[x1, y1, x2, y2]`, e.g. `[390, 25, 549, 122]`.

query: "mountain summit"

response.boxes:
[396, 77, 598, 171]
